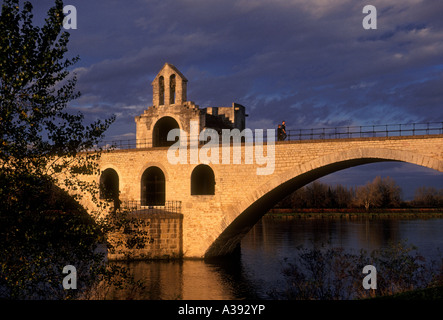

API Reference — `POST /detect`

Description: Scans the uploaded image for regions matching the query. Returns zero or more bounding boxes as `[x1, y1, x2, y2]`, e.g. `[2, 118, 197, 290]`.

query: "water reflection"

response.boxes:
[108, 258, 262, 300]
[107, 215, 443, 300]
[249, 216, 403, 253]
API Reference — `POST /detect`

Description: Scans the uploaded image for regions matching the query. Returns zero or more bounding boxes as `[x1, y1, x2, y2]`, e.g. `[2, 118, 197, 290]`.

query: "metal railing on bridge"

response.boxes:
[285, 122, 443, 141]
[120, 200, 182, 214]
[95, 121, 443, 150]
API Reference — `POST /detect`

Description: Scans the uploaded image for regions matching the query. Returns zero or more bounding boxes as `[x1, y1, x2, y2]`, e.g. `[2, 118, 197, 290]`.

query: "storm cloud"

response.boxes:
[30, 0, 443, 197]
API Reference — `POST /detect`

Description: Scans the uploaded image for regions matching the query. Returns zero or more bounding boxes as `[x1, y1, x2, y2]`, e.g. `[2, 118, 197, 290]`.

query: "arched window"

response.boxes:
[100, 168, 119, 202]
[141, 166, 165, 206]
[169, 74, 176, 104]
[191, 164, 215, 195]
[159, 76, 165, 105]
[152, 116, 179, 147]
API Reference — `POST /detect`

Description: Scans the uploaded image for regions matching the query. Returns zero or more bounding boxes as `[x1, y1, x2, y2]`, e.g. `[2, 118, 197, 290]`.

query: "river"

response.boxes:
[107, 215, 443, 300]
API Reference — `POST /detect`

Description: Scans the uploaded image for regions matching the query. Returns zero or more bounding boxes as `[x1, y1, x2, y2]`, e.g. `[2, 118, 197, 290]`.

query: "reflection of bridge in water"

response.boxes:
[72, 63, 443, 259]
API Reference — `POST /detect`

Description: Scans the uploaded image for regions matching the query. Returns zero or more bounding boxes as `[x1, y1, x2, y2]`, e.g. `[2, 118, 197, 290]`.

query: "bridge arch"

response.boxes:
[204, 147, 443, 258]
[191, 164, 216, 195]
[141, 166, 166, 206]
[99, 168, 119, 201]
[99, 167, 120, 212]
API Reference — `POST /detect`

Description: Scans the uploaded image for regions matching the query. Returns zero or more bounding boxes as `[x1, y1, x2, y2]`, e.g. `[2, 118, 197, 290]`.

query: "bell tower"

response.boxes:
[135, 63, 200, 145]
[135, 62, 247, 147]
[152, 63, 188, 106]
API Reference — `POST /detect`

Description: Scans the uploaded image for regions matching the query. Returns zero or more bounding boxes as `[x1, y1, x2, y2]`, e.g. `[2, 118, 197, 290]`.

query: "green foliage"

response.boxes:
[104, 210, 153, 253]
[0, 0, 148, 299]
[0, 0, 115, 177]
[0, 174, 103, 299]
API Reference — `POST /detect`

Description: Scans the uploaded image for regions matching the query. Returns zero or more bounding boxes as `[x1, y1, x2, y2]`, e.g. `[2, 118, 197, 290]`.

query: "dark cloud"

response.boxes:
[29, 0, 443, 191]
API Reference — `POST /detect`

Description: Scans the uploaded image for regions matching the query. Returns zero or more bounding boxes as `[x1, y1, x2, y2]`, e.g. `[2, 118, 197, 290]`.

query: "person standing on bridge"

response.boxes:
[277, 124, 283, 141]
[281, 121, 287, 140]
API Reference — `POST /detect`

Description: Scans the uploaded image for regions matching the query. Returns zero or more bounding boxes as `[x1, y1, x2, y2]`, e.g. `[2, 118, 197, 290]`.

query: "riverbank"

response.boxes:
[374, 285, 443, 300]
[266, 208, 443, 219]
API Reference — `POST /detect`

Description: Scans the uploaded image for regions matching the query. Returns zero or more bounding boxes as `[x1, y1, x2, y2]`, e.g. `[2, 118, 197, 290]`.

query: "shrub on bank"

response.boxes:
[270, 241, 443, 300]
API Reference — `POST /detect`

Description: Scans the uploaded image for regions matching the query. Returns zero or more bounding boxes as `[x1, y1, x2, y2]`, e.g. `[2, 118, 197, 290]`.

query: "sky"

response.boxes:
[26, 0, 443, 199]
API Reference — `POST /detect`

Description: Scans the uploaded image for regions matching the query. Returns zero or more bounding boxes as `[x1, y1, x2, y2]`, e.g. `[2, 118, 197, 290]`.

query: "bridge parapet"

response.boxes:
[285, 122, 443, 141]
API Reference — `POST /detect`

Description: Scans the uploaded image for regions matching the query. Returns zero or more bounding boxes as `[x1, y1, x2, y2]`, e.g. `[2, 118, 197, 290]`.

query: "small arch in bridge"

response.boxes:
[191, 164, 215, 195]
[153, 116, 180, 147]
[141, 166, 166, 206]
[100, 168, 120, 208]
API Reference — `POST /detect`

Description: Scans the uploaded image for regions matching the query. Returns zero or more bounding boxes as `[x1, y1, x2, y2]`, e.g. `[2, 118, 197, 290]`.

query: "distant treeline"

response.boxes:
[276, 176, 443, 210]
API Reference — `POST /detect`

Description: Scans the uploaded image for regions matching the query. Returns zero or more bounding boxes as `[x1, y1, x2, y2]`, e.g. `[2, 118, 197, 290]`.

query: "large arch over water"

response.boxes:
[204, 147, 443, 258]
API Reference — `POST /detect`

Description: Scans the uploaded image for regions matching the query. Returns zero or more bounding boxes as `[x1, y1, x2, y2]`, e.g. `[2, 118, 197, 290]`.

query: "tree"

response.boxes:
[377, 176, 402, 208]
[305, 181, 329, 208]
[353, 176, 403, 210]
[0, 0, 114, 179]
[0, 0, 148, 299]
[413, 186, 442, 207]
[334, 184, 352, 208]
[290, 187, 308, 209]
[353, 178, 382, 210]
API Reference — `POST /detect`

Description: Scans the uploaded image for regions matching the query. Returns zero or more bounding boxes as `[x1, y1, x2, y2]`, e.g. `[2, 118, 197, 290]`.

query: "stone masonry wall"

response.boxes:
[107, 213, 183, 260]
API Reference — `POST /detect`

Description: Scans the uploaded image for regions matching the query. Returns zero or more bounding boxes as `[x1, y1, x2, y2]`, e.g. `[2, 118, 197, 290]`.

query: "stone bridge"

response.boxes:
[85, 133, 443, 259]
[68, 63, 443, 259]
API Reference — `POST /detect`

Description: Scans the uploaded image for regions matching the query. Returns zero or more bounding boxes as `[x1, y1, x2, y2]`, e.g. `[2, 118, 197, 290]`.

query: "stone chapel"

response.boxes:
[135, 63, 247, 147]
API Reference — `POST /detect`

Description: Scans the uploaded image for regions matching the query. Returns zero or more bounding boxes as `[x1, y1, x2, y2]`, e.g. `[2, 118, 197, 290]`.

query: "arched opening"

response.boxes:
[204, 149, 443, 259]
[100, 168, 119, 208]
[169, 74, 176, 104]
[159, 76, 165, 105]
[141, 166, 165, 206]
[152, 116, 180, 147]
[191, 164, 215, 195]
